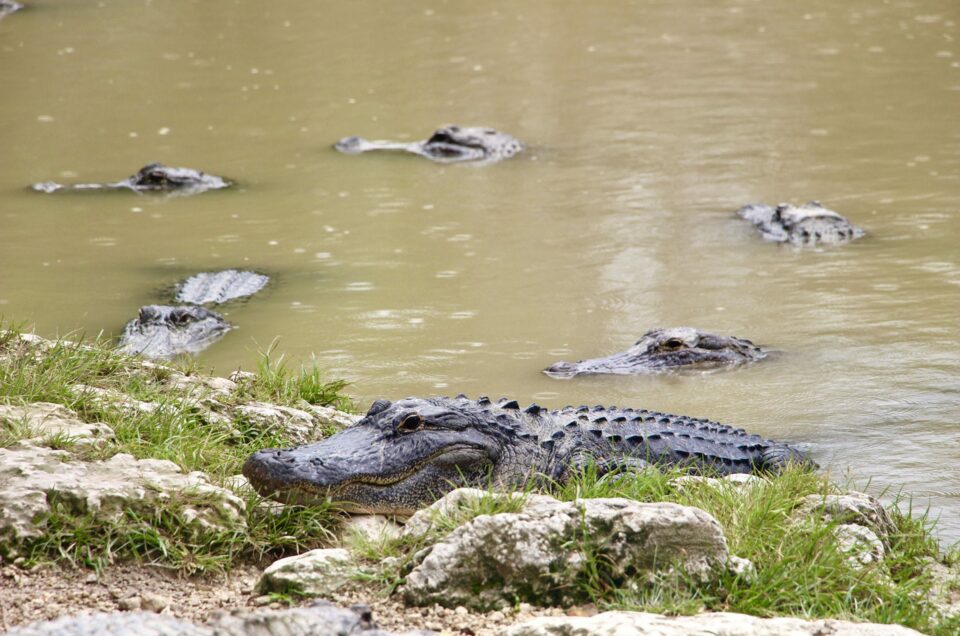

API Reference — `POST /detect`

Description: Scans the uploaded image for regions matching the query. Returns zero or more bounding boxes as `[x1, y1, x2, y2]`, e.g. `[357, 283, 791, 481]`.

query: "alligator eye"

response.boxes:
[397, 414, 423, 433]
[662, 338, 686, 350]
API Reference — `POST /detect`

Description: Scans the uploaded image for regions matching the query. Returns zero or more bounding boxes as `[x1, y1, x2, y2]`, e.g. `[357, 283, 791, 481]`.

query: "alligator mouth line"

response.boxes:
[282, 443, 490, 494]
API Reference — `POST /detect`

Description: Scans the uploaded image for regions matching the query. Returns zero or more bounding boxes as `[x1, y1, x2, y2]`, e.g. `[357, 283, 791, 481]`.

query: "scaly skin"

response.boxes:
[31, 163, 232, 195]
[243, 396, 812, 515]
[737, 201, 864, 246]
[174, 270, 270, 305]
[334, 125, 524, 164]
[544, 327, 766, 378]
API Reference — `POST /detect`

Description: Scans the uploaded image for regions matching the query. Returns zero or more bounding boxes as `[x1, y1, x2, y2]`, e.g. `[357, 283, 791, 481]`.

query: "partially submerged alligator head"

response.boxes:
[118, 270, 269, 359]
[243, 395, 811, 514]
[118, 305, 231, 359]
[737, 201, 864, 246]
[0, 0, 23, 19]
[334, 125, 524, 164]
[544, 327, 766, 378]
[31, 163, 232, 195]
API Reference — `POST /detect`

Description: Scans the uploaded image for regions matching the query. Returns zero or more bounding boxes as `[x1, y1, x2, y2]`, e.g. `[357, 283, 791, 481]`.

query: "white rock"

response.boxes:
[256, 548, 358, 597]
[402, 490, 733, 609]
[795, 491, 896, 540]
[835, 523, 885, 567]
[0, 403, 115, 448]
[341, 514, 403, 544]
[0, 443, 246, 550]
[499, 610, 924, 635]
[235, 402, 331, 444]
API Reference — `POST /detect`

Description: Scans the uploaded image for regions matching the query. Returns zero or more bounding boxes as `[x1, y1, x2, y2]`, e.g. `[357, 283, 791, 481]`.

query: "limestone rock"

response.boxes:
[2, 612, 209, 636]
[300, 403, 361, 428]
[402, 488, 529, 539]
[341, 514, 403, 544]
[0, 443, 246, 553]
[235, 402, 335, 444]
[835, 523, 885, 567]
[0, 403, 115, 448]
[795, 491, 896, 541]
[401, 491, 732, 609]
[256, 548, 358, 597]
[671, 473, 766, 490]
[500, 610, 924, 636]
[5, 603, 434, 636]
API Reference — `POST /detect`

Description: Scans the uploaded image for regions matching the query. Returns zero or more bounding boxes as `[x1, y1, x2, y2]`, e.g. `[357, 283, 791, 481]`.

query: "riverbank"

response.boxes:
[1, 328, 957, 635]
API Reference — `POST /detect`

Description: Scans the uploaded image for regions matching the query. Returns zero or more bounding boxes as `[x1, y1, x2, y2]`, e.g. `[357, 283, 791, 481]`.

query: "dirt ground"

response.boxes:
[0, 561, 578, 635]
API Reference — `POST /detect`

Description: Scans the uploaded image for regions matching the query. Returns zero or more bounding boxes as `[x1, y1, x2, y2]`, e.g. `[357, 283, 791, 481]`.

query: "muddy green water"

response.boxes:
[1, 1, 959, 541]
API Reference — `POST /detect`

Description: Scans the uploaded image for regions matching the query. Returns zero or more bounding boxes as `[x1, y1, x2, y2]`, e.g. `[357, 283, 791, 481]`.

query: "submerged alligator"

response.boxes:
[118, 305, 231, 359]
[175, 269, 270, 305]
[544, 327, 766, 378]
[334, 125, 524, 164]
[0, 0, 22, 19]
[737, 201, 864, 247]
[243, 395, 811, 514]
[31, 163, 232, 196]
[119, 270, 269, 359]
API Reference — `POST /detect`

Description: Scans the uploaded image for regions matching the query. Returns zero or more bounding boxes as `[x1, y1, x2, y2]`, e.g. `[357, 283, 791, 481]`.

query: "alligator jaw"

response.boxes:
[242, 441, 495, 515]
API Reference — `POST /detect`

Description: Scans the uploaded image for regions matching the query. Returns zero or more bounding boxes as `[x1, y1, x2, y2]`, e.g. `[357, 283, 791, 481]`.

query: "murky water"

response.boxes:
[1, 1, 958, 541]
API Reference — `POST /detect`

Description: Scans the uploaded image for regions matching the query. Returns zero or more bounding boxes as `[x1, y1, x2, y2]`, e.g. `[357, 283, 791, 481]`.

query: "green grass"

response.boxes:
[0, 325, 352, 572]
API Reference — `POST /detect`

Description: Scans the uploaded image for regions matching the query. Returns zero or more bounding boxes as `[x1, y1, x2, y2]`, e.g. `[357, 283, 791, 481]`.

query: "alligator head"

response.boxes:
[242, 396, 541, 514]
[125, 163, 233, 193]
[118, 304, 231, 359]
[543, 327, 766, 378]
[737, 201, 864, 246]
[333, 125, 524, 164]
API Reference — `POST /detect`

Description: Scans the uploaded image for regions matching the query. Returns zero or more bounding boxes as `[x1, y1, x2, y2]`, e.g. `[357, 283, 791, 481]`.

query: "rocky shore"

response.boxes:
[1, 330, 958, 635]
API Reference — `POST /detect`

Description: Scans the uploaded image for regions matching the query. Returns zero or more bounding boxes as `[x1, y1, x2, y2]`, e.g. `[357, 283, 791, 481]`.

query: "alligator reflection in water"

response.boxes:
[737, 201, 865, 247]
[31, 163, 232, 196]
[334, 125, 524, 164]
[544, 327, 767, 378]
[243, 395, 812, 514]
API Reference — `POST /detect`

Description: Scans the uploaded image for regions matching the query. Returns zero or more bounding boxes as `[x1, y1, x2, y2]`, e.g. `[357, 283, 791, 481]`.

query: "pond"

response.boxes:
[1, 0, 958, 542]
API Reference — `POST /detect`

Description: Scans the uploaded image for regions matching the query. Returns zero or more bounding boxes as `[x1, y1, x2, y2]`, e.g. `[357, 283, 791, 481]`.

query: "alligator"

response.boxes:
[118, 270, 268, 359]
[543, 327, 766, 378]
[118, 305, 231, 359]
[0, 0, 22, 19]
[31, 163, 232, 195]
[334, 125, 524, 164]
[243, 395, 812, 515]
[175, 269, 270, 305]
[737, 201, 865, 246]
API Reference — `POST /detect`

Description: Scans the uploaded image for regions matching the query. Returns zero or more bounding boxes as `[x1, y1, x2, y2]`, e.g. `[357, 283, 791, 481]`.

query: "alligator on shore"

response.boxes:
[737, 201, 864, 246]
[243, 396, 812, 515]
[118, 305, 231, 359]
[119, 270, 269, 359]
[31, 163, 232, 196]
[544, 327, 766, 378]
[334, 125, 524, 164]
[0, 0, 22, 19]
